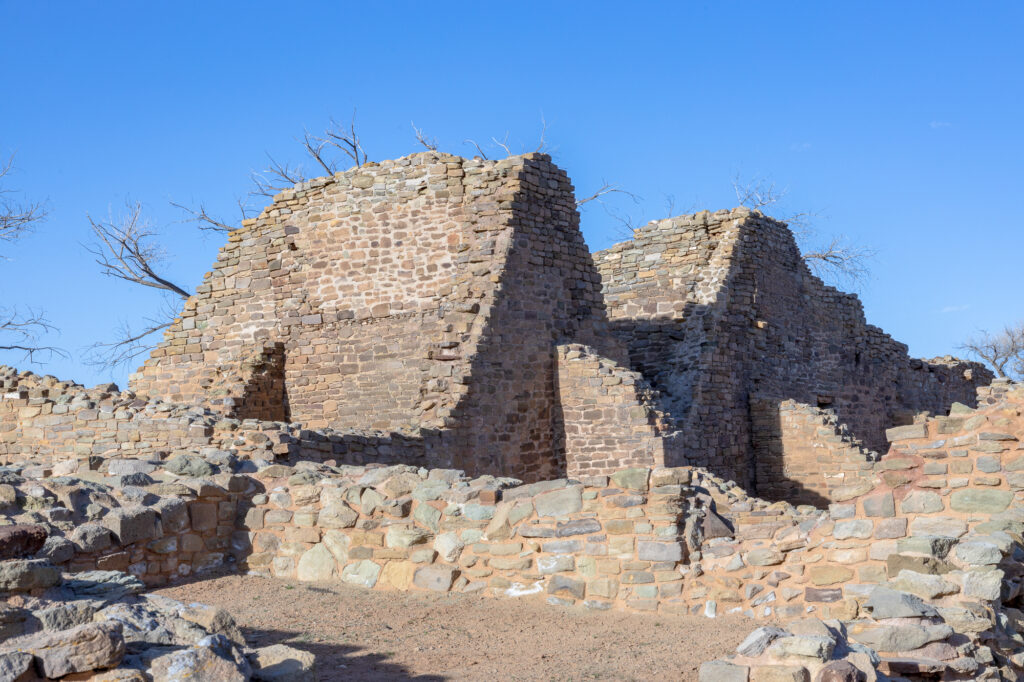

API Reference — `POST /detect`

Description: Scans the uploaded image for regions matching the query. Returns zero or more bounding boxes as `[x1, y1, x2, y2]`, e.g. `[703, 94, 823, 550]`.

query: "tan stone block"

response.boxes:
[379, 561, 417, 590]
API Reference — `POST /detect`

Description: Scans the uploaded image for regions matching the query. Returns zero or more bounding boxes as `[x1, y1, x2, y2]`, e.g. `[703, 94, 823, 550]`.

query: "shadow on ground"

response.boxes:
[244, 626, 446, 681]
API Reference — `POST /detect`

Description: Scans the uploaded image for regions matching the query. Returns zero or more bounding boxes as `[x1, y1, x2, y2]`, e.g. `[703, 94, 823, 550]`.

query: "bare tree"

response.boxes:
[0, 308, 65, 363]
[84, 202, 192, 369]
[732, 175, 875, 287]
[0, 152, 62, 362]
[960, 323, 1024, 379]
[464, 117, 549, 160]
[0, 153, 47, 244]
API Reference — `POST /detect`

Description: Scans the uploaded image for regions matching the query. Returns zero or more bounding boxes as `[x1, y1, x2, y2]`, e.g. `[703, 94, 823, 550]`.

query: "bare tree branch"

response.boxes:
[801, 235, 877, 287]
[85, 202, 191, 300]
[576, 183, 640, 207]
[463, 139, 489, 160]
[169, 201, 239, 232]
[250, 154, 307, 199]
[412, 122, 438, 151]
[0, 308, 66, 363]
[534, 115, 548, 153]
[84, 302, 177, 370]
[960, 323, 1024, 380]
[491, 132, 512, 158]
[0, 153, 48, 245]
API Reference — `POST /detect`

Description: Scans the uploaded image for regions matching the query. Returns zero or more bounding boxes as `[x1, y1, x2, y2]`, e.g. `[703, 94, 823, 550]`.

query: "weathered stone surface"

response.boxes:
[699, 660, 749, 682]
[534, 487, 582, 518]
[341, 560, 381, 588]
[296, 544, 337, 582]
[164, 454, 215, 478]
[0, 651, 34, 682]
[637, 541, 683, 562]
[0, 524, 47, 560]
[861, 492, 894, 518]
[815, 660, 861, 682]
[610, 468, 649, 490]
[413, 565, 456, 592]
[746, 549, 783, 566]
[149, 634, 249, 681]
[899, 490, 943, 514]
[555, 518, 601, 537]
[736, 626, 789, 657]
[20, 620, 125, 678]
[547, 575, 585, 600]
[767, 635, 835, 661]
[317, 503, 358, 529]
[249, 643, 317, 681]
[0, 559, 61, 592]
[101, 507, 159, 545]
[949, 489, 1013, 513]
[864, 587, 937, 618]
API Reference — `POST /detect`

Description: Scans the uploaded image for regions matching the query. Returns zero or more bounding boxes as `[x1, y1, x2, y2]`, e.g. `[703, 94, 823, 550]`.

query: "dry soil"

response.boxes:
[156, 574, 760, 681]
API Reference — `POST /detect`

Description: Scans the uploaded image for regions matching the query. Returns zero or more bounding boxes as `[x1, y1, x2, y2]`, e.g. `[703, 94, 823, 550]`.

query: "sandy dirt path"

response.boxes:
[156, 574, 761, 681]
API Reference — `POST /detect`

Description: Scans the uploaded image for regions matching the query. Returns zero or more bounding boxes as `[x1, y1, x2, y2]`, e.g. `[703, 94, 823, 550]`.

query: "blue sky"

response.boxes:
[1, 2, 1021, 388]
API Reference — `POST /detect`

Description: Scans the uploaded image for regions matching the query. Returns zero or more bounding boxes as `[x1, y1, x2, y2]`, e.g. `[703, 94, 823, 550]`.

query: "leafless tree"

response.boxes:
[732, 175, 875, 287]
[0, 308, 65, 363]
[960, 323, 1024, 379]
[0, 153, 47, 244]
[0, 152, 62, 362]
[86, 202, 191, 299]
[84, 202, 192, 369]
[174, 114, 370, 233]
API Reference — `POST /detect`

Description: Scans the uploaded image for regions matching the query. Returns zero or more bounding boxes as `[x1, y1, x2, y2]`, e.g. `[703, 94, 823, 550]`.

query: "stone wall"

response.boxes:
[593, 208, 992, 494]
[555, 344, 674, 478]
[749, 398, 879, 506]
[129, 152, 619, 482]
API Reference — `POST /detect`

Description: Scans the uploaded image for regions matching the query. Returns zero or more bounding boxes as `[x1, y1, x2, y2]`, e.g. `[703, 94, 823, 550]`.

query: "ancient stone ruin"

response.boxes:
[1, 150, 1020, 681]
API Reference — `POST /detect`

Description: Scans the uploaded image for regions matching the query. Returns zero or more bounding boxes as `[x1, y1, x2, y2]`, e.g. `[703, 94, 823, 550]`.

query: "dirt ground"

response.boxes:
[155, 574, 759, 681]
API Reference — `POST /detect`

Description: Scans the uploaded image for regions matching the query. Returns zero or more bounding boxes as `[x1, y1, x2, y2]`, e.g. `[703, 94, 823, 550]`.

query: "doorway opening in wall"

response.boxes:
[235, 342, 291, 423]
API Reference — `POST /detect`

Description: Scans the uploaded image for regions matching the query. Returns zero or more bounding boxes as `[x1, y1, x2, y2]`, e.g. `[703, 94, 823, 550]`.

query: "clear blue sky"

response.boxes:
[1, 2, 1021, 388]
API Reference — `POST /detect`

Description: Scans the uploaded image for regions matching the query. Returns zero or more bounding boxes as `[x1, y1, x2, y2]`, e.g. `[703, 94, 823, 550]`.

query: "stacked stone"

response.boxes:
[0, 527, 314, 680]
[556, 343, 678, 477]
[128, 151, 623, 483]
[750, 398, 879, 506]
[592, 208, 991, 495]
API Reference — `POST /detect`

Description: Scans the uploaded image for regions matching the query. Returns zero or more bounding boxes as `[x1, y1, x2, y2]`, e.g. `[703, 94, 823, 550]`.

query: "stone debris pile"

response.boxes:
[0, 530, 314, 680]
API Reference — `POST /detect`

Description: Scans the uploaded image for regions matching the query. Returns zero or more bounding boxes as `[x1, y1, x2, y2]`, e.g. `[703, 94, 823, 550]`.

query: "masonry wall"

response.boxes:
[128, 153, 620, 482]
[593, 208, 991, 493]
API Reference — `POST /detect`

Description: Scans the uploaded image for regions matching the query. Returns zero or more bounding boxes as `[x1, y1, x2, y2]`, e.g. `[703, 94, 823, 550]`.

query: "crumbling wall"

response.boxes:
[593, 208, 992, 494]
[128, 152, 620, 481]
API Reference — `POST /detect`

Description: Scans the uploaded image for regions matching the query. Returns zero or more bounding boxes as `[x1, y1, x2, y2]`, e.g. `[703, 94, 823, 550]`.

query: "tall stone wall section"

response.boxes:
[129, 152, 619, 482]
[593, 208, 991, 494]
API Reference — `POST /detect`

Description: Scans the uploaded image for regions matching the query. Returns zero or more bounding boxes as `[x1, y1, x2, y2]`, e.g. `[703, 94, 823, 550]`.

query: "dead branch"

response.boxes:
[801, 236, 877, 287]
[169, 201, 238, 232]
[960, 323, 1024, 379]
[85, 303, 177, 370]
[534, 115, 548, 153]
[491, 132, 512, 158]
[463, 139, 489, 160]
[0, 153, 48, 244]
[86, 202, 191, 300]
[0, 308, 66, 363]
[250, 155, 307, 199]
[412, 122, 438, 151]
[576, 183, 640, 207]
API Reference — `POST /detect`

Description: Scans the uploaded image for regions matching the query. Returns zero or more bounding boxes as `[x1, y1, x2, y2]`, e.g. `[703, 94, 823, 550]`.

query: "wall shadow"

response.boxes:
[243, 627, 446, 681]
